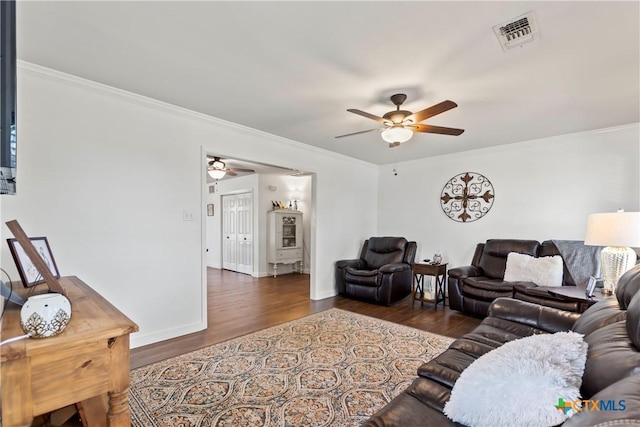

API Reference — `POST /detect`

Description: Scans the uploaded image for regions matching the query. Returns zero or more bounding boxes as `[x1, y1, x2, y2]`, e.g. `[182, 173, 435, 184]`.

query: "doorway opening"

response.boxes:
[203, 150, 315, 290]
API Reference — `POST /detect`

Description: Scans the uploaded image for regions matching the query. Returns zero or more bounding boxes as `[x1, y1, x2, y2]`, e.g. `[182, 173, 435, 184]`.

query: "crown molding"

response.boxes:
[18, 61, 377, 170]
[393, 122, 639, 169]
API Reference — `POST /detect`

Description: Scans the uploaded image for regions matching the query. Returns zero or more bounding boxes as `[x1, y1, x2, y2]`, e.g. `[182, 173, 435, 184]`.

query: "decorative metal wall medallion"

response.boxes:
[440, 172, 495, 223]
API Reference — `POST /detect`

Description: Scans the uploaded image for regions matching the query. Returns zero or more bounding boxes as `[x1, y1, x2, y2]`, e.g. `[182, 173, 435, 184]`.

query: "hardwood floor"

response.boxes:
[130, 268, 482, 369]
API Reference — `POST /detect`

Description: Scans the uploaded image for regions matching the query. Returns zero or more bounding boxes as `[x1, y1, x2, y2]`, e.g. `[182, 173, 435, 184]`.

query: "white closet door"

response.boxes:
[222, 192, 253, 274]
[222, 195, 237, 271]
[236, 192, 253, 274]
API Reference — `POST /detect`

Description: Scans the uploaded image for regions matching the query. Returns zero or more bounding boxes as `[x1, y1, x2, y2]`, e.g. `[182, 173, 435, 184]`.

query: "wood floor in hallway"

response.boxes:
[130, 268, 482, 369]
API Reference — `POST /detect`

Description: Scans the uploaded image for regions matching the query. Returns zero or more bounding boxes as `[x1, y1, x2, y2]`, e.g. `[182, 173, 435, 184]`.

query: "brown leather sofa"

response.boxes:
[364, 264, 640, 426]
[448, 239, 593, 316]
[335, 236, 417, 305]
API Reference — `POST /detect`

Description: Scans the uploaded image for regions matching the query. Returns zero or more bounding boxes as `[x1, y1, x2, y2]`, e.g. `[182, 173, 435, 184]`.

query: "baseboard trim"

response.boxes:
[311, 288, 338, 301]
[130, 320, 207, 348]
[256, 266, 302, 278]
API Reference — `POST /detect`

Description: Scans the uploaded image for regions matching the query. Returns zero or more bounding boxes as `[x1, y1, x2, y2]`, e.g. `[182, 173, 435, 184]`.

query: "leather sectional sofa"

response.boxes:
[448, 239, 598, 316]
[364, 264, 640, 426]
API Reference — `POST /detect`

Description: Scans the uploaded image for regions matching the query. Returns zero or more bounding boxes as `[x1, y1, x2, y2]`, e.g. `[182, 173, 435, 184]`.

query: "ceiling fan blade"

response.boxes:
[335, 128, 381, 138]
[410, 124, 465, 136]
[229, 168, 255, 173]
[405, 100, 458, 124]
[347, 109, 389, 124]
[225, 170, 238, 176]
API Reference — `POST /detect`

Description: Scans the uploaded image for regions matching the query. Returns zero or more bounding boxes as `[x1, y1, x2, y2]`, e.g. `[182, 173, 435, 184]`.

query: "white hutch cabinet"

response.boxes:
[267, 209, 303, 277]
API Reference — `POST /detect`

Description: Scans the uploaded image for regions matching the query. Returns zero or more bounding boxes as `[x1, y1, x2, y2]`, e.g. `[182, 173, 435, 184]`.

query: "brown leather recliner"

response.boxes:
[364, 264, 640, 426]
[335, 237, 417, 305]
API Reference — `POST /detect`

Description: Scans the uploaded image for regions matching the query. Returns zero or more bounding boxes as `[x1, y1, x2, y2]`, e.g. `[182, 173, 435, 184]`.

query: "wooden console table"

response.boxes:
[412, 263, 447, 310]
[1, 276, 139, 427]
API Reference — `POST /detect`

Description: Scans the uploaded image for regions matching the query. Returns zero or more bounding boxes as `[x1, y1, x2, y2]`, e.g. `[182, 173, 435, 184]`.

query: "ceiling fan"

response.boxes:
[336, 94, 464, 147]
[207, 156, 255, 179]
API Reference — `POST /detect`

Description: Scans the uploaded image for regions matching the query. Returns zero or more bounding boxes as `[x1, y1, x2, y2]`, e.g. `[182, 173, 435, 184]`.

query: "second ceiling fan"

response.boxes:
[336, 94, 464, 147]
[207, 156, 255, 179]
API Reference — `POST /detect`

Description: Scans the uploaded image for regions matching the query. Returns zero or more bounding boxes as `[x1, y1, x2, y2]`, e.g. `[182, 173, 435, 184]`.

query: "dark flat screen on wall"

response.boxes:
[0, 0, 17, 195]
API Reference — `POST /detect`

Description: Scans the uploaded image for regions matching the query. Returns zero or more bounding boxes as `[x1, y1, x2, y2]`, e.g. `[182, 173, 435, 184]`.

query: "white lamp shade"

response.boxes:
[584, 211, 640, 247]
[381, 127, 413, 144]
[208, 169, 226, 179]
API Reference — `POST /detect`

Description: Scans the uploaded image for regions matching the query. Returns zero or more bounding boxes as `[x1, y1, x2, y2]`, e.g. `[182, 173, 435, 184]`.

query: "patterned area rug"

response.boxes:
[129, 308, 454, 426]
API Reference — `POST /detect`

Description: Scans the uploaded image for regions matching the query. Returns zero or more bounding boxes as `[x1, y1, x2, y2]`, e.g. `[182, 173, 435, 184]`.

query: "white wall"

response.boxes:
[1, 63, 378, 347]
[377, 124, 640, 269]
[12, 61, 633, 350]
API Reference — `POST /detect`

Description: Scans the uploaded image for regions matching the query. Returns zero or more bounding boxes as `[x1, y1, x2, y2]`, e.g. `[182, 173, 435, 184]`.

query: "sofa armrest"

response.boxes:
[379, 263, 411, 274]
[448, 265, 483, 279]
[335, 258, 366, 294]
[336, 259, 366, 269]
[488, 297, 581, 333]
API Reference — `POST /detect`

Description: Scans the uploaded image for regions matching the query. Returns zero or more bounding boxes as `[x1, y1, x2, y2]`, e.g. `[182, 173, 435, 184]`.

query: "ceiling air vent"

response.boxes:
[493, 12, 539, 51]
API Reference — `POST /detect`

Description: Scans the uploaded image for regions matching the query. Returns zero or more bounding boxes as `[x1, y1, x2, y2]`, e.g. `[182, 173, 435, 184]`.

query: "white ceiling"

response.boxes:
[17, 1, 640, 165]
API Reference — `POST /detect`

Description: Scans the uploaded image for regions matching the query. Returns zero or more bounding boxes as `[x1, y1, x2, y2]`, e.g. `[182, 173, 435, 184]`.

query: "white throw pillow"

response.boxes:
[503, 252, 564, 287]
[444, 331, 587, 427]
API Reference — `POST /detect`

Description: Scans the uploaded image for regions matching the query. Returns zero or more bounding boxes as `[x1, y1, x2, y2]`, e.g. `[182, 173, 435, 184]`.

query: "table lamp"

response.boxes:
[584, 210, 640, 295]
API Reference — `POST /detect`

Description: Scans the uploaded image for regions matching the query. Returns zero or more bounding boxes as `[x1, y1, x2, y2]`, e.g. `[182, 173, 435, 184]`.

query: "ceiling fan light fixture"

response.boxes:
[211, 160, 225, 169]
[381, 127, 413, 144]
[208, 169, 226, 179]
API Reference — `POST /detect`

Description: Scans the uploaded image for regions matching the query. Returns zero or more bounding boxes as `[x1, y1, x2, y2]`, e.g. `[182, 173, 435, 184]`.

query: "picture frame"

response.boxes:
[207, 203, 214, 216]
[586, 275, 597, 297]
[7, 236, 60, 288]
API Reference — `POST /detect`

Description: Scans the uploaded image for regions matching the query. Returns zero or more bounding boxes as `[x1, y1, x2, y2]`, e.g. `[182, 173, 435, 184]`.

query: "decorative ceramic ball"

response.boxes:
[20, 293, 72, 338]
